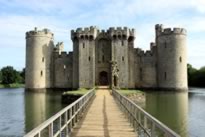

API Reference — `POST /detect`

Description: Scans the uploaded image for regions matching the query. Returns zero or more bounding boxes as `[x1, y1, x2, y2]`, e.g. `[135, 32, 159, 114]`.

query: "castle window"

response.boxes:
[102, 55, 105, 62]
[83, 43, 85, 48]
[42, 57, 44, 62]
[88, 56, 91, 61]
[89, 35, 93, 41]
[118, 35, 121, 39]
[113, 35, 117, 40]
[164, 42, 167, 48]
[122, 41, 124, 46]
[128, 36, 134, 42]
[140, 68, 142, 80]
[64, 65, 66, 74]
[122, 56, 124, 61]
[179, 56, 182, 63]
[122, 35, 126, 40]
[40, 71, 43, 77]
[164, 72, 167, 80]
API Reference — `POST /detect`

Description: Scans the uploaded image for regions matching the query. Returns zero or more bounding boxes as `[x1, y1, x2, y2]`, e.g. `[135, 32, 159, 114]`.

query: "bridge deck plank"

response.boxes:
[71, 88, 137, 137]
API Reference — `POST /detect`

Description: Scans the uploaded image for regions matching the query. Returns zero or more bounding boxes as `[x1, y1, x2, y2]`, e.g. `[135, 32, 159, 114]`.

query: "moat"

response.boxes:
[0, 88, 204, 137]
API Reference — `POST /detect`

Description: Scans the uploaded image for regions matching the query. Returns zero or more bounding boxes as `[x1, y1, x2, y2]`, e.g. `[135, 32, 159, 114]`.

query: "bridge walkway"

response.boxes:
[71, 87, 137, 137]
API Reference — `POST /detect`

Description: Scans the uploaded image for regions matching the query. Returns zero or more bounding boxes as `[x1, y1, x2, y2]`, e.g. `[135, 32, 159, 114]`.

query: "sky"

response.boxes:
[0, 0, 205, 70]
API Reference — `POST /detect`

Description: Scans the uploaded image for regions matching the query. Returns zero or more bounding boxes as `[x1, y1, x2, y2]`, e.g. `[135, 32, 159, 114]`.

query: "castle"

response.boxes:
[25, 24, 188, 90]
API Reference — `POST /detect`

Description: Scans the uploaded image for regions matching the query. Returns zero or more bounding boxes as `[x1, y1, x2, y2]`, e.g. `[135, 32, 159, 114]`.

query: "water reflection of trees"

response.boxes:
[145, 91, 188, 137]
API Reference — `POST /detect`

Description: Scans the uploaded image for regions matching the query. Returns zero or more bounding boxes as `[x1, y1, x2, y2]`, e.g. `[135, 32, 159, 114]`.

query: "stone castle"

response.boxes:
[25, 24, 188, 90]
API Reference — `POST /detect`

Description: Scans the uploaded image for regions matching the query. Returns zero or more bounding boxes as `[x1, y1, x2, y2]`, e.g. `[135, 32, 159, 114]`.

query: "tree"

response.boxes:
[0, 70, 2, 82]
[20, 68, 25, 83]
[1, 66, 21, 84]
[187, 64, 205, 87]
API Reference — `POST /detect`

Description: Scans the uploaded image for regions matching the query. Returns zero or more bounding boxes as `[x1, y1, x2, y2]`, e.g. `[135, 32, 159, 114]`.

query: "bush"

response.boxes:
[1, 66, 22, 84]
[188, 64, 205, 87]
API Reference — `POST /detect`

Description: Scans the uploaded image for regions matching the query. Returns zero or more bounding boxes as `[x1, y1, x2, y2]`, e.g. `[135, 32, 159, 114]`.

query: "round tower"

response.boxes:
[156, 25, 187, 90]
[25, 27, 54, 89]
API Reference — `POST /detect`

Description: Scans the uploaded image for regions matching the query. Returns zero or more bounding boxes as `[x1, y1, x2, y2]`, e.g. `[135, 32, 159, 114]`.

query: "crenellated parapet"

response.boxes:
[135, 46, 155, 57]
[26, 27, 54, 39]
[136, 48, 144, 56]
[54, 42, 64, 54]
[71, 26, 99, 41]
[155, 24, 186, 37]
[108, 27, 135, 40]
[54, 51, 68, 57]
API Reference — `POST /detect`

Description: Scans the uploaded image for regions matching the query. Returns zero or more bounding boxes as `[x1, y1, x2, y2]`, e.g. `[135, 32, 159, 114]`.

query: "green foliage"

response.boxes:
[63, 88, 89, 95]
[188, 64, 205, 87]
[20, 68, 25, 83]
[119, 90, 142, 95]
[0, 83, 24, 88]
[0, 71, 2, 82]
[0, 66, 24, 84]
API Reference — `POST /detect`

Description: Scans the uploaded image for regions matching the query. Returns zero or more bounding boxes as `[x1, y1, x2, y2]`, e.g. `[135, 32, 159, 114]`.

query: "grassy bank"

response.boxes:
[0, 83, 25, 88]
[118, 89, 143, 96]
[63, 88, 89, 96]
[118, 89, 145, 108]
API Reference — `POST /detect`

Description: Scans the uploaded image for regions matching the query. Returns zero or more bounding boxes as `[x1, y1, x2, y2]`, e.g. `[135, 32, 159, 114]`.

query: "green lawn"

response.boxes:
[118, 89, 143, 95]
[63, 88, 90, 96]
[0, 83, 25, 88]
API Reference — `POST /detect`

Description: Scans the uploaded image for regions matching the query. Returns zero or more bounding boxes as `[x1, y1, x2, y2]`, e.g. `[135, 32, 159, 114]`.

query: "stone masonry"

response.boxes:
[25, 24, 188, 90]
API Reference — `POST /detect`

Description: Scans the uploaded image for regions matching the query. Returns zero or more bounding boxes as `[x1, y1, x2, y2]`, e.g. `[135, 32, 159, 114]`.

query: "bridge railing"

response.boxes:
[112, 89, 180, 137]
[24, 88, 95, 137]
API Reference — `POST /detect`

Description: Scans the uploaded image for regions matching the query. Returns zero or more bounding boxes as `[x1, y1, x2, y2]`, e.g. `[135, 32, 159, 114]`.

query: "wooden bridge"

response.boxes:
[24, 87, 180, 137]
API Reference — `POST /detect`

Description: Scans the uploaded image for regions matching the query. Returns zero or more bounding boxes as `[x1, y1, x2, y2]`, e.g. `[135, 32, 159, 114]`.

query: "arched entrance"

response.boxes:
[99, 71, 108, 85]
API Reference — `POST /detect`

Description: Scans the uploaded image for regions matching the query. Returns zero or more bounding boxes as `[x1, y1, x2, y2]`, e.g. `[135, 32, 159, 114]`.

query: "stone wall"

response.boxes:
[25, 28, 54, 89]
[95, 34, 111, 85]
[53, 51, 73, 88]
[156, 25, 187, 90]
[71, 26, 98, 88]
[109, 27, 135, 88]
[25, 25, 188, 90]
[134, 46, 157, 89]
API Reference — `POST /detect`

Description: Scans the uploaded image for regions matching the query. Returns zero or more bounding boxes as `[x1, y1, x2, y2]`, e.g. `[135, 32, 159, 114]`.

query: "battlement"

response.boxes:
[135, 46, 154, 57]
[156, 24, 187, 36]
[54, 42, 64, 54]
[26, 27, 54, 39]
[108, 27, 135, 39]
[56, 51, 69, 58]
[150, 42, 156, 53]
[71, 26, 99, 40]
[144, 50, 153, 56]
[135, 48, 144, 56]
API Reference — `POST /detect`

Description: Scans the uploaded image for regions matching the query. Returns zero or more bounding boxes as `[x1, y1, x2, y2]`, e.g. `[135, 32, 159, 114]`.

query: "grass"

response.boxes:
[118, 89, 143, 96]
[0, 83, 25, 88]
[63, 88, 90, 96]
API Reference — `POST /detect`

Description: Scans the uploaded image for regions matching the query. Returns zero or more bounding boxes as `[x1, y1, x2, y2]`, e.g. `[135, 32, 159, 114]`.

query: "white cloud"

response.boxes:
[191, 0, 205, 13]
[0, 0, 205, 69]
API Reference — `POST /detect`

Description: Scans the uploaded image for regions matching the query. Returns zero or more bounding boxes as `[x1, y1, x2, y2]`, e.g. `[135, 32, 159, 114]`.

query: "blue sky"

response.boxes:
[0, 0, 205, 70]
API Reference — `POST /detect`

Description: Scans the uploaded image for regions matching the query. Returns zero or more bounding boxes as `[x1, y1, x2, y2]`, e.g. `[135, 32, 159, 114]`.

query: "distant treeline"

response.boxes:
[0, 65, 204, 87]
[187, 64, 205, 87]
[0, 66, 25, 85]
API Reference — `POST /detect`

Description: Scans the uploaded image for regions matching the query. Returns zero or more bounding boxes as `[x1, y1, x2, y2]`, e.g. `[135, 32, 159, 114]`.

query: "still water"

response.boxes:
[144, 88, 205, 137]
[0, 88, 66, 137]
[0, 88, 204, 137]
